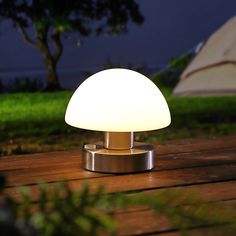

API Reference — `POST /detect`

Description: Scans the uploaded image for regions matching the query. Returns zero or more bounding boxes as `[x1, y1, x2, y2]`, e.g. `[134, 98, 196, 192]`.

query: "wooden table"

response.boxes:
[1, 135, 236, 235]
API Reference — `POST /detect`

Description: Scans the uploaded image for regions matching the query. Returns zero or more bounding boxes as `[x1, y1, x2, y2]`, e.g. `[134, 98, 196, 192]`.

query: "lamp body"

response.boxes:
[65, 68, 171, 173]
[65, 68, 171, 132]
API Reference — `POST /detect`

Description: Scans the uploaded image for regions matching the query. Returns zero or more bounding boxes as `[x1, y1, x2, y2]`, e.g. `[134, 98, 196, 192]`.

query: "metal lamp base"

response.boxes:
[83, 142, 154, 173]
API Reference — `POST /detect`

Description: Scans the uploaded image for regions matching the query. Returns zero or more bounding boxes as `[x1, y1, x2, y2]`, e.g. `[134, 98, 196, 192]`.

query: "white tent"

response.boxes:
[173, 16, 236, 96]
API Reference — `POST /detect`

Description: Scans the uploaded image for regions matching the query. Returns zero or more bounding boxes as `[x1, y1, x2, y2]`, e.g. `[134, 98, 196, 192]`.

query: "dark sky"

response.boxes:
[0, 0, 236, 72]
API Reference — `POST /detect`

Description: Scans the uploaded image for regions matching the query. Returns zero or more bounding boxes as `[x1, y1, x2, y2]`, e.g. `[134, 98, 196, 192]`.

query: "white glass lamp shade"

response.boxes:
[65, 68, 171, 132]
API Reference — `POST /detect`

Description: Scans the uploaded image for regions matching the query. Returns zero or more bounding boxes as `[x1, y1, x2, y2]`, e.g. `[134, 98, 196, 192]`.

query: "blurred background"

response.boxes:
[0, 0, 236, 156]
[1, 0, 236, 89]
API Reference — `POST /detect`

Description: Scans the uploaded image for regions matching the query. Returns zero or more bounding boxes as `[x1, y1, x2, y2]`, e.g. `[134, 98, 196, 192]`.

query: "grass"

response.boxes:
[0, 92, 72, 137]
[0, 90, 236, 155]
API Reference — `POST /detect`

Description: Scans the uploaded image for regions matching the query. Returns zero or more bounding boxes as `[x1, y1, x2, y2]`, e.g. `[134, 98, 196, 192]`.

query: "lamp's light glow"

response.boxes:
[65, 68, 171, 173]
[65, 68, 171, 132]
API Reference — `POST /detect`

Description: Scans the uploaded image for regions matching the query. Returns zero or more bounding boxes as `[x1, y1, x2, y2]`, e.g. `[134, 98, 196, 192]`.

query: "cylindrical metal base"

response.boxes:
[83, 142, 154, 173]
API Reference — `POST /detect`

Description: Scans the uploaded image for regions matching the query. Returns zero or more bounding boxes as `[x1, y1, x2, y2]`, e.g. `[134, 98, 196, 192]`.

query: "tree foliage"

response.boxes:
[152, 53, 193, 88]
[0, 0, 144, 90]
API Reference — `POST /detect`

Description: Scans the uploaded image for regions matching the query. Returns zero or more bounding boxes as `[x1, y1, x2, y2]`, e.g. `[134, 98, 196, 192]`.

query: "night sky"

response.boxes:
[0, 0, 236, 76]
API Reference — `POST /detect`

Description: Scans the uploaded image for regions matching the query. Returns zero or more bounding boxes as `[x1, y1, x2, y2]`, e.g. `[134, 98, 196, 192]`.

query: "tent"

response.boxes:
[173, 16, 236, 96]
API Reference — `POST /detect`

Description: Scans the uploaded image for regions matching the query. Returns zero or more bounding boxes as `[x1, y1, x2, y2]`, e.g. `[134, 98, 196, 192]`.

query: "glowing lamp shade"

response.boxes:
[65, 68, 171, 174]
[65, 68, 171, 131]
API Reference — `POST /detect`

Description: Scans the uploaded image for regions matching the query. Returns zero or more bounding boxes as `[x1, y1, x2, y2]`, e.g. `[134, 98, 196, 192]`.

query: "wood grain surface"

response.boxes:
[1, 135, 236, 235]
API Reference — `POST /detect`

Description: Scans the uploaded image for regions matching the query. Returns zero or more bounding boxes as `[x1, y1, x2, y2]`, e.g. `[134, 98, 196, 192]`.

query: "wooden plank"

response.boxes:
[155, 147, 236, 170]
[115, 199, 236, 236]
[144, 180, 236, 203]
[2, 146, 235, 171]
[4, 163, 236, 201]
[1, 146, 236, 187]
[3, 181, 236, 235]
[114, 180, 236, 216]
[155, 227, 236, 236]
[154, 135, 236, 155]
[1, 136, 235, 169]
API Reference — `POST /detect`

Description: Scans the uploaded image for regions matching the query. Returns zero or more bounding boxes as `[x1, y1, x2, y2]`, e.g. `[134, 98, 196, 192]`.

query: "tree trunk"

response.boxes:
[46, 57, 61, 91]
[16, 24, 62, 90]
[40, 45, 61, 91]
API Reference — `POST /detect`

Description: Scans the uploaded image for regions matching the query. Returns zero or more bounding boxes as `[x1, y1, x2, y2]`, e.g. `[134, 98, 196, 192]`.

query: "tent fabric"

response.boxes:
[173, 16, 236, 96]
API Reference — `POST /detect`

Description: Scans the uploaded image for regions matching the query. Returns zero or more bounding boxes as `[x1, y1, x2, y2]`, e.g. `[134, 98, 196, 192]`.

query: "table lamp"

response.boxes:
[65, 68, 171, 173]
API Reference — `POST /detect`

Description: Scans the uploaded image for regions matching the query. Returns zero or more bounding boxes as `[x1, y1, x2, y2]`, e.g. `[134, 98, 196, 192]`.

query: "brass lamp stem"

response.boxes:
[104, 132, 134, 150]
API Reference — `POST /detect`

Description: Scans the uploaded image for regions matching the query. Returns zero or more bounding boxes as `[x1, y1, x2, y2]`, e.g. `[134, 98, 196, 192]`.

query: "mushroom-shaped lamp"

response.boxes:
[65, 68, 171, 173]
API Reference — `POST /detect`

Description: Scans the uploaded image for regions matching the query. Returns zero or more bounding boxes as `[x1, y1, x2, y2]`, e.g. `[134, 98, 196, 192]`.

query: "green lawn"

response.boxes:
[0, 92, 73, 137]
[0, 90, 236, 155]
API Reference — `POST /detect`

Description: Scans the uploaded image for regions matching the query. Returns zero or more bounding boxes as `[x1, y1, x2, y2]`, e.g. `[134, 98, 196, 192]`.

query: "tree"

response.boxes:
[0, 0, 144, 90]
